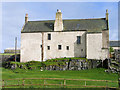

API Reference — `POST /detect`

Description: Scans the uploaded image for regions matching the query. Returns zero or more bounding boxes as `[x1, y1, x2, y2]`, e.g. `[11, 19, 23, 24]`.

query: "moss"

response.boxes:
[46, 57, 87, 62]
[43, 62, 59, 66]
[11, 61, 24, 65]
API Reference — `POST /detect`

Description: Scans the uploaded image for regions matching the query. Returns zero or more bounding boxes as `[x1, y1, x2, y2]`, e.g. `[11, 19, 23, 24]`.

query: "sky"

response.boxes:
[1, 2, 119, 53]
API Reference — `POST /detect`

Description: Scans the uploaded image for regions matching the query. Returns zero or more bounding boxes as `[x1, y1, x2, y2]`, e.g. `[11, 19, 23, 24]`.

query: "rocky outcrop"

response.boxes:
[108, 49, 120, 73]
[2, 58, 103, 71]
[43, 59, 102, 71]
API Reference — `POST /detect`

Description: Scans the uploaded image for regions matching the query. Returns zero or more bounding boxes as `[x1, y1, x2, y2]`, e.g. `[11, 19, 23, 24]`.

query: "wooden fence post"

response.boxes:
[85, 81, 86, 87]
[5, 81, 7, 86]
[44, 80, 45, 87]
[64, 79, 66, 88]
[22, 79, 24, 87]
[2, 80, 4, 87]
[18, 80, 20, 86]
[106, 80, 108, 89]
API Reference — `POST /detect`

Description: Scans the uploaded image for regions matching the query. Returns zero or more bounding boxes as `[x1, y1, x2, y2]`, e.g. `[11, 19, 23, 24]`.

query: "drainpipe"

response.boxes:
[41, 32, 44, 62]
[15, 37, 17, 68]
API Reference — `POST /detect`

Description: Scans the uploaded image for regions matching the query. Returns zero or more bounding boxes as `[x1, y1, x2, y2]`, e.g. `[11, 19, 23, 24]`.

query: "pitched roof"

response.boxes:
[21, 18, 107, 33]
[110, 41, 120, 47]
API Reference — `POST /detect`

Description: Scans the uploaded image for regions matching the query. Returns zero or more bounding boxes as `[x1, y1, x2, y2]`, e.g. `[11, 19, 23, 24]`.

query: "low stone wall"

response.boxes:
[44, 59, 102, 71]
[2, 57, 104, 70]
[0, 54, 20, 63]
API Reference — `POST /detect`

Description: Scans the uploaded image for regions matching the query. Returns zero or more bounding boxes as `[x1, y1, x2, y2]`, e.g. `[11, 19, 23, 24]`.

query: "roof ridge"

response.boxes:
[28, 18, 106, 22]
[28, 20, 54, 22]
[110, 40, 120, 42]
[63, 18, 106, 21]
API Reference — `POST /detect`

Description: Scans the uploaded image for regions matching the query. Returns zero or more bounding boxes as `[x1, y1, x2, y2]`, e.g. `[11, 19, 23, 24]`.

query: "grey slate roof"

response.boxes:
[21, 18, 107, 33]
[110, 41, 120, 47]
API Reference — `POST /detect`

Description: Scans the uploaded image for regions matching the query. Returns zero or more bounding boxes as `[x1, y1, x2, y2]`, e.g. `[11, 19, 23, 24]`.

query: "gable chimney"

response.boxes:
[106, 9, 109, 30]
[54, 9, 63, 31]
[106, 9, 108, 20]
[25, 14, 28, 24]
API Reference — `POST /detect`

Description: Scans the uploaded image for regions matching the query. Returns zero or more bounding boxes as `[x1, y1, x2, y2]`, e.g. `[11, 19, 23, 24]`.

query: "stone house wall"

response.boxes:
[21, 33, 42, 62]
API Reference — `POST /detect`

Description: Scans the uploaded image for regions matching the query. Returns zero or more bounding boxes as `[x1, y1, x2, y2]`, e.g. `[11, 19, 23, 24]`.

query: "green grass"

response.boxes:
[0, 53, 20, 55]
[46, 57, 87, 61]
[2, 67, 118, 88]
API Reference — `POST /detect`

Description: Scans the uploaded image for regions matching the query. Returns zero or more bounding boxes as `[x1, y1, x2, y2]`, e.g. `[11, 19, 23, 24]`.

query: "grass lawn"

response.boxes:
[46, 57, 87, 61]
[1, 67, 118, 88]
[0, 53, 20, 55]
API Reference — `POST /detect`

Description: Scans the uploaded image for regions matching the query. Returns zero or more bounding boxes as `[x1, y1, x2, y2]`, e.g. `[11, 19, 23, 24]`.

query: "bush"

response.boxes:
[109, 47, 114, 53]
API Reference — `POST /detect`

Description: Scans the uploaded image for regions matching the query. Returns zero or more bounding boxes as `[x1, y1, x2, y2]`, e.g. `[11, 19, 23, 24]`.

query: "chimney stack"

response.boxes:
[106, 9, 109, 30]
[25, 14, 28, 24]
[54, 9, 63, 31]
[106, 9, 108, 21]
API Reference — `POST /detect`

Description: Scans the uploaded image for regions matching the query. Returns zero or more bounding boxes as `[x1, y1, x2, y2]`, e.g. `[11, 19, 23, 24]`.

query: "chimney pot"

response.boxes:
[106, 9, 108, 13]
[25, 13, 28, 23]
[25, 13, 28, 17]
[57, 9, 61, 12]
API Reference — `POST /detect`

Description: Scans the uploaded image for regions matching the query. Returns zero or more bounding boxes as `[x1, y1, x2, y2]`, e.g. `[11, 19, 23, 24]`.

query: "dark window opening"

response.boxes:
[58, 45, 62, 50]
[47, 46, 50, 50]
[66, 46, 69, 50]
[41, 45, 42, 48]
[77, 36, 81, 44]
[48, 34, 51, 40]
[81, 49, 83, 51]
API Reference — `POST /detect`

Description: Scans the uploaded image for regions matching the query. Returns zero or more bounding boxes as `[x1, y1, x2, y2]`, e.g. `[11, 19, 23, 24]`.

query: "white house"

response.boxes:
[21, 9, 109, 62]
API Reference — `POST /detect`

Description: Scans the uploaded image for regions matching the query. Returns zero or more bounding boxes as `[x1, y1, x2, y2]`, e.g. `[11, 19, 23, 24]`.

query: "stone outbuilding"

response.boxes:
[21, 9, 109, 62]
[110, 41, 120, 50]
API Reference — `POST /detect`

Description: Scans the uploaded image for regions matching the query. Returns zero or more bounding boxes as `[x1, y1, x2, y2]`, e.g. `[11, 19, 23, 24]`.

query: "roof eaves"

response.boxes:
[87, 32, 102, 34]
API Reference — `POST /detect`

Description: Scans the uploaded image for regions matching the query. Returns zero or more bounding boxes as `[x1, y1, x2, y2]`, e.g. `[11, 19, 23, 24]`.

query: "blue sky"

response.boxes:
[1, 2, 118, 53]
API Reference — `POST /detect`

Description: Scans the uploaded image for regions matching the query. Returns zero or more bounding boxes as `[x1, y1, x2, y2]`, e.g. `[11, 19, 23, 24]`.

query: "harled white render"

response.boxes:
[43, 31, 86, 61]
[86, 33, 102, 59]
[21, 33, 42, 62]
